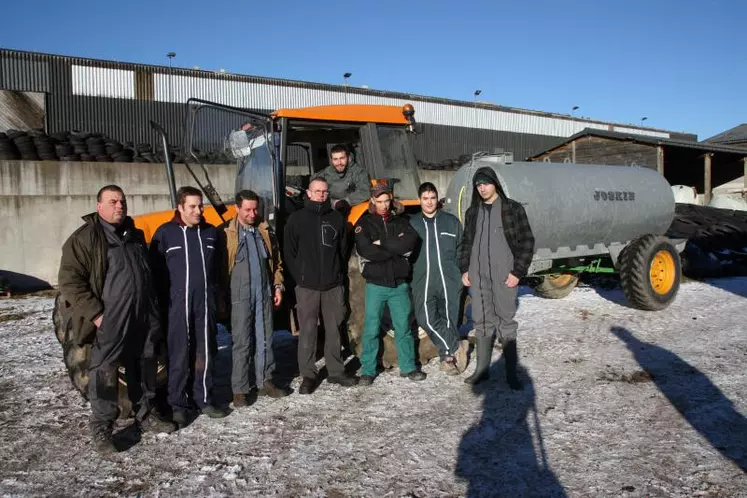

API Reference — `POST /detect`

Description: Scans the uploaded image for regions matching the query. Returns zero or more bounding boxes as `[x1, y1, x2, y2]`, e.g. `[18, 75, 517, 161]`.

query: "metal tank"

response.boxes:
[443, 154, 676, 272]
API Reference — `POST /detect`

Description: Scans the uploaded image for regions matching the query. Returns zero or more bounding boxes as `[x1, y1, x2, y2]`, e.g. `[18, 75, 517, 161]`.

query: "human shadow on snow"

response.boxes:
[698, 276, 747, 299]
[455, 354, 567, 497]
[612, 326, 747, 471]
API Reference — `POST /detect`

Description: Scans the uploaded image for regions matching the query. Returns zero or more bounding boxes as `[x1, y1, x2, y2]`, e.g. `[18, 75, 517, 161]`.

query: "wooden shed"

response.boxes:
[529, 129, 747, 204]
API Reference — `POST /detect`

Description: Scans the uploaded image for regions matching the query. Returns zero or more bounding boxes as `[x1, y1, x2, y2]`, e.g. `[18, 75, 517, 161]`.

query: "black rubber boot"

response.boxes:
[464, 335, 494, 385]
[503, 339, 523, 390]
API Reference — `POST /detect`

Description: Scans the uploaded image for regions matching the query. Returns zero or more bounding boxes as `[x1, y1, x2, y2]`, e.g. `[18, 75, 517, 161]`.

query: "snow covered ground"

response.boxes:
[0, 279, 746, 497]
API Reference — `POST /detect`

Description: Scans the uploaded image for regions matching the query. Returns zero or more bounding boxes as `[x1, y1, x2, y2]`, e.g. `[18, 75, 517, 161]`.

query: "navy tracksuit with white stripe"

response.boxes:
[410, 210, 464, 359]
[150, 213, 220, 412]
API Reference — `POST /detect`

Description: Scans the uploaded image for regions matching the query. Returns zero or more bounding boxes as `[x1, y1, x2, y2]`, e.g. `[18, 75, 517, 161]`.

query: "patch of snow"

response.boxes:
[0, 279, 746, 496]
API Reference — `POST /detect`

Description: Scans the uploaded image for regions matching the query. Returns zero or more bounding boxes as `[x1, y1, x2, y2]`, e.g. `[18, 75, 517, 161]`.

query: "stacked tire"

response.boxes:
[0, 132, 21, 160]
[0, 129, 141, 163]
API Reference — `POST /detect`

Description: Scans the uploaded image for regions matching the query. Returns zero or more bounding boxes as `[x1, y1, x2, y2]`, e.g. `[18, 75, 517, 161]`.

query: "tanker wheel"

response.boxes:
[533, 274, 579, 299]
[53, 292, 168, 418]
[346, 253, 438, 369]
[618, 235, 681, 311]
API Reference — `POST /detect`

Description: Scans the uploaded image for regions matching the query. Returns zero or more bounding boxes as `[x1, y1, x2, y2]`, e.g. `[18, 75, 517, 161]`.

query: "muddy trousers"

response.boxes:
[360, 283, 417, 377]
[167, 293, 215, 412]
[295, 285, 346, 380]
[88, 305, 159, 426]
[470, 283, 518, 343]
[231, 296, 274, 394]
[413, 285, 461, 359]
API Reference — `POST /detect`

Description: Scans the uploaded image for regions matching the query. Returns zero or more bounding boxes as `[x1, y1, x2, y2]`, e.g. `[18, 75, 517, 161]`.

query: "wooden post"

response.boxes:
[657, 146, 664, 176]
[704, 153, 713, 206]
[571, 140, 576, 164]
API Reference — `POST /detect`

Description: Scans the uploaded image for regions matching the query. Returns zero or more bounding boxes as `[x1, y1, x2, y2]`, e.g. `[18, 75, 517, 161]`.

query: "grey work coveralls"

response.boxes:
[230, 226, 275, 394]
[469, 200, 518, 342]
[89, 221, 161, 426]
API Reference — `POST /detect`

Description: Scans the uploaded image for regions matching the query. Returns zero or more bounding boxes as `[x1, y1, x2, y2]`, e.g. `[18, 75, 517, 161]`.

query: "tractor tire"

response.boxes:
[533, 274, 579, 299]
[618, 235, 681, 311]
[346, 252, 438, 368]
[52, 292, 168, 418]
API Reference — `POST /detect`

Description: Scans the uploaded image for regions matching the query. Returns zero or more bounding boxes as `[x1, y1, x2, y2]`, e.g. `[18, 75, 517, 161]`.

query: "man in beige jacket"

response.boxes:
[223, 190, 289, 406]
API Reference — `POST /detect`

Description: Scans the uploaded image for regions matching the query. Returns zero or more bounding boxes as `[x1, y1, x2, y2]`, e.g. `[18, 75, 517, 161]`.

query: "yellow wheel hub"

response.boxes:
[650, 250, 675, 295]
[548, 274, 574, 286]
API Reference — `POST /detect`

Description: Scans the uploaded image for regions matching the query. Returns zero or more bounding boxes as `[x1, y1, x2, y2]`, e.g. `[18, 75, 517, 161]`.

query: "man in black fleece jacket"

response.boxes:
[284, 177, 359, 394]
[354, 180, 426, 385]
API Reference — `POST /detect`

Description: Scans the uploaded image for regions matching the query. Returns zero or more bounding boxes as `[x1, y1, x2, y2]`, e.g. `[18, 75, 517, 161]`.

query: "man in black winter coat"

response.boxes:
[459, 167, 535, 388]
[59, 185, 176, 454]
[284, 177, 359, 394]
[354, 180, 426, 385]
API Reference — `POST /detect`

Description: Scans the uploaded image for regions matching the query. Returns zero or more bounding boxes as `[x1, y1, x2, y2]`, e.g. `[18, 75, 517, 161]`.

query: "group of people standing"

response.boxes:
[57, 145, 535, 454]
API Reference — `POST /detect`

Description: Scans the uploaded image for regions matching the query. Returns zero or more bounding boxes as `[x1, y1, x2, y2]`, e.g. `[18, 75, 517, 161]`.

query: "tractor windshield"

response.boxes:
[231, 126, 277, 222]
[376, 125, 420, 200]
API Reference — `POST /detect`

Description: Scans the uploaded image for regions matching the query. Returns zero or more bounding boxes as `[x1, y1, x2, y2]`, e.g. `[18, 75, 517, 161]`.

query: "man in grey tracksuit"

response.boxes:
[409, 182, 469, 375]
[459, 167, 535, 388]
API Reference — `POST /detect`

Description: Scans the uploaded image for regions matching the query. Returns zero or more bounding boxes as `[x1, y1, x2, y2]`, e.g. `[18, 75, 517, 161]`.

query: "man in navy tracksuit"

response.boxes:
[150, 186, 228, 425]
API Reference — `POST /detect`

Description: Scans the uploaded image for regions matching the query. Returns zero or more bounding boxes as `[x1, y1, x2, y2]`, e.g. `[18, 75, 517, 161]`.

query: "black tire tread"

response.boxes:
[619, 235, 681, 311]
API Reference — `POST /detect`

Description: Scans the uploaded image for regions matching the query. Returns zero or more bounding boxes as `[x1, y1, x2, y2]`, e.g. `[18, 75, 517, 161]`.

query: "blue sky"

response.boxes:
[2, 0, 745, 139]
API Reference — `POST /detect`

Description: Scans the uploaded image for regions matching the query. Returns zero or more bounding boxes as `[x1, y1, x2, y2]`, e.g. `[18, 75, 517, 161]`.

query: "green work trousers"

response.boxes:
[360, 282, 417, 376]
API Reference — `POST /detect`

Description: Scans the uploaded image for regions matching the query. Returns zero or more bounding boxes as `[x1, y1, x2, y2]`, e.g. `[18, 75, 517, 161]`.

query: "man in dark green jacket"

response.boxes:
[58, 185, 175, 454]
[409, 182, 469, 375]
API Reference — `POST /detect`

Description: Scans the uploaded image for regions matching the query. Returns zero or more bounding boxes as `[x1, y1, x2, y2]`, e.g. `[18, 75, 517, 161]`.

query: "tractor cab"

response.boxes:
[153, 99, 422, 236]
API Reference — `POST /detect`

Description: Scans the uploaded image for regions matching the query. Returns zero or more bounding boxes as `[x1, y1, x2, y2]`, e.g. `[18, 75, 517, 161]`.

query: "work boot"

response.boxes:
[455, 340, 470, 373]
[258, 380, 291, 398]
[327, 374, 359, 387]
[90, 422, 117, 455]
[401, 370, 427, 382]
[298, 377, 316, 395]
[138, 410, 177, 434]
[200, 405, 229, 418]
[503, 339, 523, 390]
[232, 393, 249, 408]
[172, 410, 189, 428]
[440, 358, 460, 376]
[358, 375, 376, 386]
[464, 335, 494, 385]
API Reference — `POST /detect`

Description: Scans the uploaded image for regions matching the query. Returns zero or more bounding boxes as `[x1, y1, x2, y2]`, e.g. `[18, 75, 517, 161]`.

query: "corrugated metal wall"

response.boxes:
[0, 48, 692, 161]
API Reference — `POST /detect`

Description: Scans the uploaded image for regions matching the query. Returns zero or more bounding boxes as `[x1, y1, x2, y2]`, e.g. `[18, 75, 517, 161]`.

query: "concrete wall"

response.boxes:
[0, 160, 236, 288]
[0, 160, 455, 289]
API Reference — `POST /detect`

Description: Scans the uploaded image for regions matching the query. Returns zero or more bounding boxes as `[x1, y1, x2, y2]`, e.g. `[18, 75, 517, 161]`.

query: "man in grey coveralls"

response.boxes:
[222, 190, 290, 407]
[459, 167, 535, 388]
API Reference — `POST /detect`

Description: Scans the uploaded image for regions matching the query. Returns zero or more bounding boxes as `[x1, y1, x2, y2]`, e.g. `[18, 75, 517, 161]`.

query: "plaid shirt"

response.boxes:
[458, 197, 535, 278]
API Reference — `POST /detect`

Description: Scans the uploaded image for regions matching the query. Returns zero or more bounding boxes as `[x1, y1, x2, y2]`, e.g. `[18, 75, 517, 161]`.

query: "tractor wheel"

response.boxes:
[533, 274, 579, 299]
[52, 292, 168, 418]
[618, 235, 681, 311]
[346, 252, 438, 369]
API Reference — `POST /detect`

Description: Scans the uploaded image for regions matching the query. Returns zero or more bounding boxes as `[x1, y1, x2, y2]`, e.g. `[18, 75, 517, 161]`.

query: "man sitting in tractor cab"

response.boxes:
[314, 144, 371, 209]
